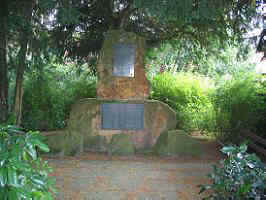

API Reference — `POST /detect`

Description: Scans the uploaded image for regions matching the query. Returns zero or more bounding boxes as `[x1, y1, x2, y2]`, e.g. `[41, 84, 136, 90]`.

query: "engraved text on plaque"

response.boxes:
[101, 103, 144, 130]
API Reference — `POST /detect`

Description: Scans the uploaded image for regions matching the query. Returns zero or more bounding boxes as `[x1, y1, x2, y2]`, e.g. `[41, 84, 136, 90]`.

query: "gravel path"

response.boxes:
[47, 150, 220, 200]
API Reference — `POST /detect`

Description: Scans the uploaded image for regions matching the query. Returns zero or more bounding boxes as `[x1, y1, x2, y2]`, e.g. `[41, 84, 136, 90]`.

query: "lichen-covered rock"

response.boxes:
[97, 30, 150, 100]
[62, 98, 176, 155]
[84, 135, 107, 152]
[109, 134, 135, 155]
[153, 130, 203, 156]
[44, 131, 66, 154]
[152, 131, 169, 156]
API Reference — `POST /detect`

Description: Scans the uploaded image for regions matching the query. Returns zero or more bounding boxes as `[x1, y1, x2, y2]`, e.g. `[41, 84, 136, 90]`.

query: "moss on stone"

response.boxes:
[168, 131, 203, 156]
[84, 135, 107, 152]
[63, 99, 100, 155]
[153, 130, 203, 156]
[62, 130, 82, 156]
[64, 98, 177, 156]
[45, 134, 65, 154]
[109, 134, 135, 155]
[152, 131, 169, 156]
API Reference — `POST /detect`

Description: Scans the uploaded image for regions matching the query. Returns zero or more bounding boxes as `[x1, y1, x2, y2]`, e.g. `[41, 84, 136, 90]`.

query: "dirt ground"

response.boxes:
[46, 136, 222, 200]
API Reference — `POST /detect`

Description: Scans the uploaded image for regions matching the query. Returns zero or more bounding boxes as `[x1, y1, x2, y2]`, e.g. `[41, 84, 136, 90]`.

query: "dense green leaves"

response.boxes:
[22, 64, 97, 131]
[134, 0, 256, 44]
[149, 69, 265, 138]
[199, 144, 266, 200]
[150, 72, 215, 132]
[0, 125, 55, 200]
[213, 73, 264, 142]
[43, 0, 258, 61]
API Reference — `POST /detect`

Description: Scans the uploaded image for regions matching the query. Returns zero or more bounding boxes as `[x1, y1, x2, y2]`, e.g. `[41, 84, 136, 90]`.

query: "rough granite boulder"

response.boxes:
[109, 134, 135, 155]
[43, 131, 65, 154]
[62, 98, 176, 155]
[153, 130, 203, 156]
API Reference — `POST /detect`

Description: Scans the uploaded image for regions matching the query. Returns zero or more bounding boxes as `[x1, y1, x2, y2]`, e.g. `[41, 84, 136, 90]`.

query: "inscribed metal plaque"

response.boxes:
[101, 103, 144, 130]
[113, 43, 136, 77]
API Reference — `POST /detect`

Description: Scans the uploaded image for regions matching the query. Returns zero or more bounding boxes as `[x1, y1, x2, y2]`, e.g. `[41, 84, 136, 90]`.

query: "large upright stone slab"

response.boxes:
[97, 30, 150, 100]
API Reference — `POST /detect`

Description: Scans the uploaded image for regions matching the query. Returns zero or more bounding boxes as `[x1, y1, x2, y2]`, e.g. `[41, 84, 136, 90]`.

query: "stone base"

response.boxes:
[153, 130, 204, 156]
[63, 98, 176, 155]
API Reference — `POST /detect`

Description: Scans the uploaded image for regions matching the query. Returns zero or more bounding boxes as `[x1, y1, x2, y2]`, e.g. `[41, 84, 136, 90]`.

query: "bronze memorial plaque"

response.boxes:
[113, 43, 136, 77]
[101, 103, 144, 130]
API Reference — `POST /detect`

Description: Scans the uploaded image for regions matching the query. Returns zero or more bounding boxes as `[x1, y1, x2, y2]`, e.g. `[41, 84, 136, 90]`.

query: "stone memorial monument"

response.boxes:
[63, 30, 176, 155]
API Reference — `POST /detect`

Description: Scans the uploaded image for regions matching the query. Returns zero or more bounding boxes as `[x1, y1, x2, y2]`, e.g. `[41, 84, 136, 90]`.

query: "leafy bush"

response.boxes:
[199, 144, 266, 200]
[150, 72, 215, 132]
[254, 77, 266, 138]
[212, 73, 263, 142]
[149, 71, 265, 138]
[0, 125, 56, 200]
[63, 75, 97, 115]
[22, 74, 66, 130]
[22, 64, 96, 131]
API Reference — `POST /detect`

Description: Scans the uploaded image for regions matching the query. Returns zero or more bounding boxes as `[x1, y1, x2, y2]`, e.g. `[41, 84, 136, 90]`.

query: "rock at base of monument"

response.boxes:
[45, 132, 135, 156]
[84, 135, 107, 152]
[42, 131, 66, 154]
[153, 130, 203, 157]
[152, 131, 169, 156]
[109, 134, 135, 156]
[62, 98, 177, 156]
[110, 134, 135, 155]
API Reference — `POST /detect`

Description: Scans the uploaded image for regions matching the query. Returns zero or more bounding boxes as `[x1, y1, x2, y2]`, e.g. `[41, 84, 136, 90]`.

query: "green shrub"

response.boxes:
[22, 74, 66, 130]
[150, 72, 215, 132]
[254, 77, 266, 138]
[22, 65, 96, 131]
[63, 76, 97, 116]
[212, 73, 263, 142]
[149, 71, 265, 138]
[0, 125, 56, 200]
[199, 144, 266, 200]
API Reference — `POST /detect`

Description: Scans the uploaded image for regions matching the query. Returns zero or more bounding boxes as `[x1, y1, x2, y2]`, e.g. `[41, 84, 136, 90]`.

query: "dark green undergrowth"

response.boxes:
[150, 72, 266, 142]
[150, 72, 216, 133]
[0, 125, 56, 200]
[199, 144, 266, 200]
[212, 73, 265, 143]
[254, 79, 266, 138]
[21, 65, 97, 131]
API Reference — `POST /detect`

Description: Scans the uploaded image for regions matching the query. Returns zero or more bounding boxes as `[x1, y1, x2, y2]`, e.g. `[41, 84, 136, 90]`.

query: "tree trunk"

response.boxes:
[0, 0, 9, 123]
[14, 0, 34, 126]
[14, 36, 27, 125]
